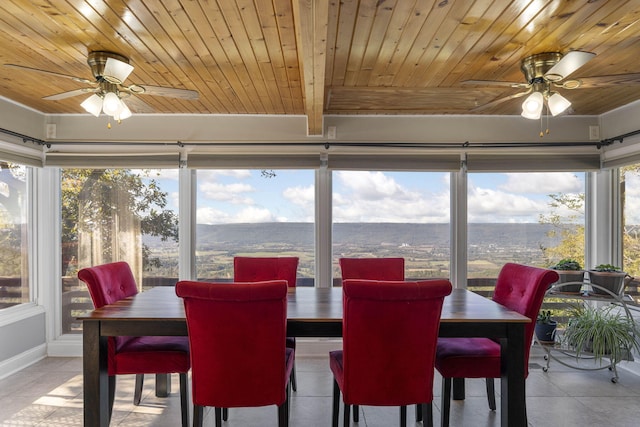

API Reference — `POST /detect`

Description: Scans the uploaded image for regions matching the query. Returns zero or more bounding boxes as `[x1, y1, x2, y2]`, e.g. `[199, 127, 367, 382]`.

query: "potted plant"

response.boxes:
[551, 258, 585, 292]
[535, 310, 557, 344]
[588, 264, 628, 296]
[562, 305, 639, 365]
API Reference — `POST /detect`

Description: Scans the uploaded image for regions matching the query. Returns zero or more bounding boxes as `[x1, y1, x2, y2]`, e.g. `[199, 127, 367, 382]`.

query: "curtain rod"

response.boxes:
[2, 126, 637, 149]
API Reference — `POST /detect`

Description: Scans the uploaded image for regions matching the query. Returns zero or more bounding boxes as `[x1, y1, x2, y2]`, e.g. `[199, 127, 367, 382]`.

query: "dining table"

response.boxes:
[79, 285, 530, 426]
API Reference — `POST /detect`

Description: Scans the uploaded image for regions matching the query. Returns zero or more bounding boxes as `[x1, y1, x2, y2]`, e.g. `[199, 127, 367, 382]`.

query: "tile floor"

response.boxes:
[2, 347, 640, 426]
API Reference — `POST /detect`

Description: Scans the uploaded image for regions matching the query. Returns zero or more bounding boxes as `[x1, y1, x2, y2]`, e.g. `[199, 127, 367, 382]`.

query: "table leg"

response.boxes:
[501, 323, 527, 427]
[83, 320, 110, 426]
[156, 374, 171, 397]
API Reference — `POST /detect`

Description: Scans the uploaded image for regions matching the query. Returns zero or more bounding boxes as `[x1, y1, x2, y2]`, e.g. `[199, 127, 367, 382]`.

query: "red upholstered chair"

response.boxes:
[339, 257, 405, 282]
[78, 261, 190, 427]
[176, 280, 294, 427]
[330, 279, 452, 427]
[234, 256, 299, 391]
[435, 263, 559, 427]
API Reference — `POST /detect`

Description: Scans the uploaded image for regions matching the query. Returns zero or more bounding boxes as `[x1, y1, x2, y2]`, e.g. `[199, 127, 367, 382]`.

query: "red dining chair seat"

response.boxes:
[330, 279, 452, 427]
[234, 256, 299, 391]
[176, 280, 293, 427]
[435, 263, 559, 427]
[78, 261, 190, 427]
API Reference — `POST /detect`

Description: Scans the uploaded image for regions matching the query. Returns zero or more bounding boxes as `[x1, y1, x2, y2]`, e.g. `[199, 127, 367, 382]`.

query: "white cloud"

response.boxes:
[197, 206, 276, 224]
[468, 186, 548, 223]
[199, 182, 255, 204]
[334, 171, 449, 222]
[499, 173, 582, 194]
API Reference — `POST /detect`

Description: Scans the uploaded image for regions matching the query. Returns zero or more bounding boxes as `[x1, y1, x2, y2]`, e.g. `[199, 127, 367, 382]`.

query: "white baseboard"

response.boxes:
[0, 344, 47, 380]
[47, 336, 83, 357]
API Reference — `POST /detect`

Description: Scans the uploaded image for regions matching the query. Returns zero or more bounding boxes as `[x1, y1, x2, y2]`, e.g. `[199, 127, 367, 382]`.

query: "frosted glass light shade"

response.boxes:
[103, 57, 134, 84]
[102, 92, 123, 116]
[521, 91, 543, 120]
[80, 94, 103, 117]
[115, 102, 132, 121]
[548, 92, 571, 116]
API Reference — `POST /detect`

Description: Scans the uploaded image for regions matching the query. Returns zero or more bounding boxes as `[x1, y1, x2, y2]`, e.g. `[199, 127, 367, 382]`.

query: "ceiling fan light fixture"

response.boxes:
[102, 92, 123, 116]
[548, 92, 571, 116]
[115, 101, 132, 121]
[102, 57, 134, 84]
[521, 91, 543, 119]
[81, 94, 103, 117]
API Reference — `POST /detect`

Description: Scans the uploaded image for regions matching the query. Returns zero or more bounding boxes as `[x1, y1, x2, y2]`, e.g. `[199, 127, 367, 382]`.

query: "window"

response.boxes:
[621, 164, 640, 298]
[467, 172, 585, 294]
[0, 162, 29, 309]
[195, 169, 315, 284]
[332, 171, 451, 283]
[60, 168, 179, 333]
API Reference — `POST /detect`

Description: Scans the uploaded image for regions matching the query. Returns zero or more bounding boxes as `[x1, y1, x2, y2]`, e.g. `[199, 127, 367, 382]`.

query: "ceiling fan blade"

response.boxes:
[121, 95, 155, 114]
[129, 84, 199, 100]
[472, 89, 532, 112]
[4, 63, 95, 85]
[462, 79, 529, 89]
[571, 73, 640, 88]
[545, 51, 596, 81]
[103, 57, 134, 84]
[43, 87, 97, 100]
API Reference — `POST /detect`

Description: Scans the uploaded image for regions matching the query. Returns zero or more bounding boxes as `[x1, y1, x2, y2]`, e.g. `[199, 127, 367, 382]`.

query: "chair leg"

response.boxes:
[193, 405, 204, 427]
[485, 378, 496, 410]
[291, 361, 297, 392]
[416, 403, 422, 421]
[107, 375, 116, 422]
[215, 407, 222, 427]
[332, 379, 340, 427]
[441, 377, 452, 427]
[133, 374, 144, 405]
[179, 373, 189, 427]
[400, 405, 407, 427]
[343, 402, 351, 427]
[222, 408, 228, 421]
[278, 380, 290, 427]
[425, 403, 433, 427]
[353, 404, 359, 422]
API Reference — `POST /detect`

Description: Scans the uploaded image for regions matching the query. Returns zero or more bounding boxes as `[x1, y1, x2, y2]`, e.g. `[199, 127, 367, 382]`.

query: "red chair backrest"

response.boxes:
[234, 256, 299, 287]
[78, 261, 139, 308]
[176, 280, 289, 408]
[492, 263, 559, 374]
[341, 279, 452, 405]
[77, 261, 140, 374]
[339, 257, 405, 281]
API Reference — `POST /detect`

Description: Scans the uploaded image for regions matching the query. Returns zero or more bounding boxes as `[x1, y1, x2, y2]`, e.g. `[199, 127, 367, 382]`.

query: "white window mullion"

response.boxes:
[315, 156, 332, 288]
[179, 167, 196, 280]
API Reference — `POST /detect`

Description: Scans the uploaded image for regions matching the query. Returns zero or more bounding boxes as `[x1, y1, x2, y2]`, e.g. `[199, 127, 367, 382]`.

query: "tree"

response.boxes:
[538, 192, 585, 267]
[61, 169, 178, 276]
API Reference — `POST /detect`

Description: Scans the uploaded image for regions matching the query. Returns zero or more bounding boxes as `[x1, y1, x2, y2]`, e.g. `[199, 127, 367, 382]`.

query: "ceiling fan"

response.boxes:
[464, 51, 640, 119]
[4, 51, 199, 122]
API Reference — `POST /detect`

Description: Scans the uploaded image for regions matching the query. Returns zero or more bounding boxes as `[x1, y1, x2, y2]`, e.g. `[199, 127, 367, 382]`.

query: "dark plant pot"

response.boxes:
[554, 270, 585, 292]
[535, 321, 557, 344]
[588, 271, 627, 296]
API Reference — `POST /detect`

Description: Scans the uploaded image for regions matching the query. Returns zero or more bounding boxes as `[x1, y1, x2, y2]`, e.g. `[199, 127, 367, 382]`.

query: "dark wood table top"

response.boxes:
[78, 286, 530, 324]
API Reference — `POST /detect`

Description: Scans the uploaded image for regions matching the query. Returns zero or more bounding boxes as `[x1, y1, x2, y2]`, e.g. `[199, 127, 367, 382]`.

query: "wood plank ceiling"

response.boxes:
[0, 0, 639, 136]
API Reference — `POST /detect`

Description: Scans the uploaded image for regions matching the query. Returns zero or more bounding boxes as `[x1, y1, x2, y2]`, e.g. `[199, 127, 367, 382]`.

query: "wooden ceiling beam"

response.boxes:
[293, 0, 329, 136]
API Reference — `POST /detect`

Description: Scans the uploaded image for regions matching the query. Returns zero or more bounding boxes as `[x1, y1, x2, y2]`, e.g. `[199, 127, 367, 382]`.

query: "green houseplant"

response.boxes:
[588, 264, 628, 296]
[535, 310, 557, 344]
[551, 258, 585, 292]
[562, 305, 639, 365]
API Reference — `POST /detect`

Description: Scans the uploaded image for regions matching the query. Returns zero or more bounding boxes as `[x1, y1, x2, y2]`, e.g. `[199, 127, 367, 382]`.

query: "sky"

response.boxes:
[145, 169, 596, 225]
